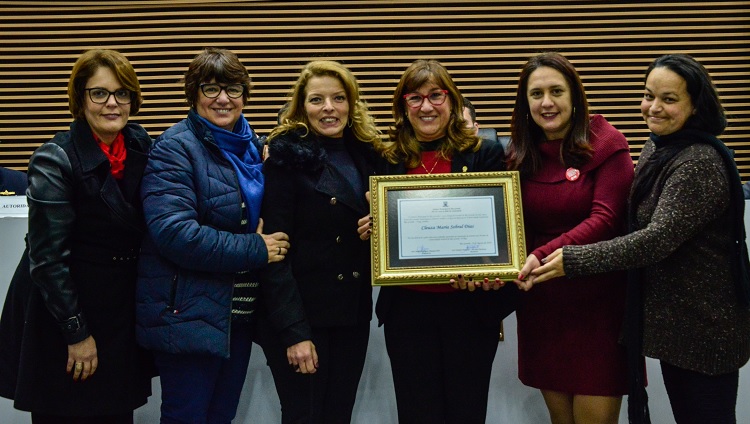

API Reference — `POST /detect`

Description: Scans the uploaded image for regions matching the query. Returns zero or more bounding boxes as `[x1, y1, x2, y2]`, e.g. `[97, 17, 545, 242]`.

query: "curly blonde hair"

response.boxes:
[268, 60, 381, 145]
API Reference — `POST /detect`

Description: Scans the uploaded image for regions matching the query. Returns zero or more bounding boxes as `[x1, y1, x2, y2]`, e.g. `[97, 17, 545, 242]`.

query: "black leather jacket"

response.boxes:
[26, 119, 151, 344]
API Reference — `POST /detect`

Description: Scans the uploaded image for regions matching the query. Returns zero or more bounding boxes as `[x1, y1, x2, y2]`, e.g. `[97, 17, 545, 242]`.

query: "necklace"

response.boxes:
[420, 157, 440, 174]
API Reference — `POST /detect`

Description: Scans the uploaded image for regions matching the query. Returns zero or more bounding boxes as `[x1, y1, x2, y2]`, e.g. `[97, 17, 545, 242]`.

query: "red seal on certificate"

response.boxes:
[565, 167, 580, 181]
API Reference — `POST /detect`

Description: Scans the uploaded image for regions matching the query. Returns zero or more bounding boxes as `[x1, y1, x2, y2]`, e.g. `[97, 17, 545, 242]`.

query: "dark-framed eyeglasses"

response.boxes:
[403, 89, 449, 108]
[200, 83, 246, 99]
[84, 88, 132, 105]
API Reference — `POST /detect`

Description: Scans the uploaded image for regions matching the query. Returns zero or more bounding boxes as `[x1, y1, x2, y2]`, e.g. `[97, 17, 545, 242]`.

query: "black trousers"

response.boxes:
[257, 319, 370, 424]
[31, 412, 133, 424]
[383, 289, 500, 424]
[660, 360, 739, 424]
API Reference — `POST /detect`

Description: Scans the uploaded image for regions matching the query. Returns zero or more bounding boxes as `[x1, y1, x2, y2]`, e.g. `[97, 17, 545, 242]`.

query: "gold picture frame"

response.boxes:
[370, 171, 526, 286]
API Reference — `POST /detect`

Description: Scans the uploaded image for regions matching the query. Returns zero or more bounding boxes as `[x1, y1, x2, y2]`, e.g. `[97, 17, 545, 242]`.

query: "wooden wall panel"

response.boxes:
[0, 1, 748, 178]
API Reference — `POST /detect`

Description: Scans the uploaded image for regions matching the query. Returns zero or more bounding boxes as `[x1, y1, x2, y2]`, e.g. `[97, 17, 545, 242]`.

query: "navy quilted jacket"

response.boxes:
[136, 109, 268, 358]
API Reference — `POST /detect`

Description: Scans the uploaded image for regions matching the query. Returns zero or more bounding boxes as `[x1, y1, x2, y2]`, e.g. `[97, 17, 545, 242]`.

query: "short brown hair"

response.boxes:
[183, 48, 252, 108]
[68, 49, 142, 119]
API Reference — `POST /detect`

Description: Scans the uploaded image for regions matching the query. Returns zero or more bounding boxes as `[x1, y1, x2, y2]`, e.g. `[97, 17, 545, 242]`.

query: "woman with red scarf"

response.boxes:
[0, 49, 154, 423]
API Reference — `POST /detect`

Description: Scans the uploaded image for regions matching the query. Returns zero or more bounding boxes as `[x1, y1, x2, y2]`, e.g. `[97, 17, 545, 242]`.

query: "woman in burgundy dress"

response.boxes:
[507, 52, 634, 424]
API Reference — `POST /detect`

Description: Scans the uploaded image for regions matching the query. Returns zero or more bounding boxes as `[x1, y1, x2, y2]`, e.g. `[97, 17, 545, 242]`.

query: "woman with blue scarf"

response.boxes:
[135, 48, 291, 424]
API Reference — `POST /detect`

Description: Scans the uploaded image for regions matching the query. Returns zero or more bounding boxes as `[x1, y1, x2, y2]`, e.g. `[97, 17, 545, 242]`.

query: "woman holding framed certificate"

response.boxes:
[507, 52, 634, 424]
[369, 59, 517, 424]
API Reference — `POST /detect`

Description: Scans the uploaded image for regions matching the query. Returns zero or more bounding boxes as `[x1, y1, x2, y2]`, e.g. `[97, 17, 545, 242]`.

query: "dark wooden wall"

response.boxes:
[1, 1, 748, 177]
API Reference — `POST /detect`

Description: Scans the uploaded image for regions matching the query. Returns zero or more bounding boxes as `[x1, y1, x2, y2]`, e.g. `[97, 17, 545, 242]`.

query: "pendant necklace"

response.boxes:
[420, 157, 440, 174]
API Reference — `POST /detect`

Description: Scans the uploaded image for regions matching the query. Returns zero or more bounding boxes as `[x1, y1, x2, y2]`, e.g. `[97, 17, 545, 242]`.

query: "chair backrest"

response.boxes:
[477, 127, 510, 153]
[497, 136, 510, 153]
[477, 127, 497, 143]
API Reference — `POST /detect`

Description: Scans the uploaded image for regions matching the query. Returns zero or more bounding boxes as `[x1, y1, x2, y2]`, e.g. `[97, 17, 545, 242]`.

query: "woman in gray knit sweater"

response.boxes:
[520, 54, 750, 424]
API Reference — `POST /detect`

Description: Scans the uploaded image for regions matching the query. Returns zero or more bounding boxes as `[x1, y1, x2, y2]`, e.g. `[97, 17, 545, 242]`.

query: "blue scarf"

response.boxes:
[198, 113, 264, 233]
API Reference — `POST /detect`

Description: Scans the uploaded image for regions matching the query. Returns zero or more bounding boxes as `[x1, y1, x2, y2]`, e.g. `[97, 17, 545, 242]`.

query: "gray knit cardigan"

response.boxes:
[564, 140, 750, 375]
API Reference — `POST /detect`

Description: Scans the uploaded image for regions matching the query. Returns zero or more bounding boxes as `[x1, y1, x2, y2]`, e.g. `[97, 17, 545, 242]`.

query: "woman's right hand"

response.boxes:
[287, 340, 318, 374]
[67, 335, 98, 381]
[256, 218, 290, 263]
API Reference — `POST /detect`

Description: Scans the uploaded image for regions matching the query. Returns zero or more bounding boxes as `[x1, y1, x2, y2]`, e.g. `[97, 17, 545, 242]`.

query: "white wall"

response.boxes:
[1, 201, 749, 423]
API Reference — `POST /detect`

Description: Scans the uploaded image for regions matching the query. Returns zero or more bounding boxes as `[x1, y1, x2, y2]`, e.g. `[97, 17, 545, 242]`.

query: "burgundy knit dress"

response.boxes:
[516, 114, 633, 396]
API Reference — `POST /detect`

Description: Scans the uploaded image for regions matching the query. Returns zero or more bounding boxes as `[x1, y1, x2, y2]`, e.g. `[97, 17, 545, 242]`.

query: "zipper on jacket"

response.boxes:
[167, 273, 179, 313]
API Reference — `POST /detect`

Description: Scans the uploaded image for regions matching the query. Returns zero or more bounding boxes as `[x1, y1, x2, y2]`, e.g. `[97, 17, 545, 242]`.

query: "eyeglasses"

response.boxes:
[200, 83, 246, 99]
[84, 88, 132, 105]
[403, 90, 449, 108]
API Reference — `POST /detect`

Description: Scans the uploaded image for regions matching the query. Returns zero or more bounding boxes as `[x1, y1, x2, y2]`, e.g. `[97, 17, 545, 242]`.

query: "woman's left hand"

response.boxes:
[356, 214, 372, 240]
[67, 335, 98, 381]
[357, 192, 372, 241]
[513, 254, 541, 291]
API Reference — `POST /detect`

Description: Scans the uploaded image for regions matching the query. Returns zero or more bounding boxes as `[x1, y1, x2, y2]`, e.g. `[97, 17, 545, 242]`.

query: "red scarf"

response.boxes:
[95, 132, 126, 179]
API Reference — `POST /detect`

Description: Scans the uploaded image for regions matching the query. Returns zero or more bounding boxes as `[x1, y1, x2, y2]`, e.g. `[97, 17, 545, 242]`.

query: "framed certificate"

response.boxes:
[369, 171, 526, 286]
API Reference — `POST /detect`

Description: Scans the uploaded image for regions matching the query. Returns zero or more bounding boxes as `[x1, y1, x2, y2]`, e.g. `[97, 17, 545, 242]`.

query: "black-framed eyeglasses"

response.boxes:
[84, 88, 132, 105]
[403, 89, 449, 108]
[200, 83, 246, 99]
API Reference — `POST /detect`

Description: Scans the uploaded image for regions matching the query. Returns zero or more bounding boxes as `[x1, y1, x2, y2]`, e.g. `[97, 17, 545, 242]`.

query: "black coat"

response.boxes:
[259, 129, 376, 347]
[374, 137, 519, 328]
[0, 120, 154, 415]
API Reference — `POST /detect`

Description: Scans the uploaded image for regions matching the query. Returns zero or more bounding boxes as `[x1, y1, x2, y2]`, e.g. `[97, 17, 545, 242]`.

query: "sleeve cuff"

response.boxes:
[279, 320, 313, 348]
[562, 245, 591, 278]
[58, 313, 90, 345]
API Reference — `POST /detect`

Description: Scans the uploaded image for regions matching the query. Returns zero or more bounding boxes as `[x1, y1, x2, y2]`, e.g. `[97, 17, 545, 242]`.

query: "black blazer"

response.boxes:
[259, 129, 377, 347]
[374, 137, 519, 328]
[377, 136, 505, 175]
